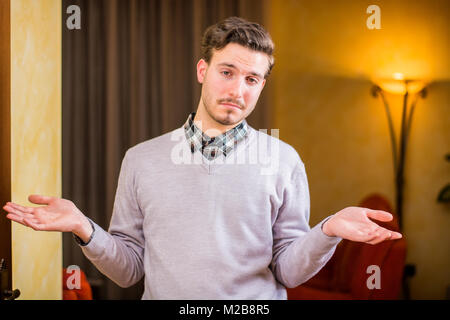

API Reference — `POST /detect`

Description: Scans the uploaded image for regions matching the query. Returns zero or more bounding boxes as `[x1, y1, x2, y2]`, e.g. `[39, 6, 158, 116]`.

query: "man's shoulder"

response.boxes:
[249, 127, 304, 168]
[125, 127, 184, 160]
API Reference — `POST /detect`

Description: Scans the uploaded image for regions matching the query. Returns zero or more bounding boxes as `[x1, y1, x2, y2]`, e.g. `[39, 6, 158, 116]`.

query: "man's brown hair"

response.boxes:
[201, 16, 275, 78]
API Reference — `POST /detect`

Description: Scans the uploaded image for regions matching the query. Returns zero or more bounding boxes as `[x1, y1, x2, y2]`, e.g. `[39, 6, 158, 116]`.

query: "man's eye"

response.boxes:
[247, 77, 258, 85]
[222, 71, 231, 77]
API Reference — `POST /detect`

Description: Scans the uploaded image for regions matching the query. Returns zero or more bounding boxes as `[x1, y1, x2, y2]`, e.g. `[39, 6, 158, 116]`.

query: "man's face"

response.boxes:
[197, 43, 269, 128]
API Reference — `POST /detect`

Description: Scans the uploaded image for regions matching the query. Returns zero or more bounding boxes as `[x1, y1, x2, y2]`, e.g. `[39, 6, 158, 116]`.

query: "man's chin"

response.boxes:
[205, 105, 246, 127]
[216, 118, 237, 126]
[214, 114, 242, 126]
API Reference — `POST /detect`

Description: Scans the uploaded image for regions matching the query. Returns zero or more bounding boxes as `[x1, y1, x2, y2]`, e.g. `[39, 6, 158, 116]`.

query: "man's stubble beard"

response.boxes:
[202, 94, 244, 127]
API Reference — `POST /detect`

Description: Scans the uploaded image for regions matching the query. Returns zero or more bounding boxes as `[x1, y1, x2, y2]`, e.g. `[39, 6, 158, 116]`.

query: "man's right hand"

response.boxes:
[2, 195, 93, 243]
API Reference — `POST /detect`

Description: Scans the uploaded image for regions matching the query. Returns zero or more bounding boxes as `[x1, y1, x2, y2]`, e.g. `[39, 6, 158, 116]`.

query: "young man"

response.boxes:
[3, 17, 401, 299]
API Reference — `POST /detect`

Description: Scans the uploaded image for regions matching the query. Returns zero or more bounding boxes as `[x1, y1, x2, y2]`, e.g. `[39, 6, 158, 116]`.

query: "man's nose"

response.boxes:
[228, 78, 245, 99]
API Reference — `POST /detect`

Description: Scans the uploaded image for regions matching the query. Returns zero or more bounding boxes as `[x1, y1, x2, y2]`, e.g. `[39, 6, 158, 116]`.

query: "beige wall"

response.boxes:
[267, 0, 449, 299]
[10, 0, 62, 299]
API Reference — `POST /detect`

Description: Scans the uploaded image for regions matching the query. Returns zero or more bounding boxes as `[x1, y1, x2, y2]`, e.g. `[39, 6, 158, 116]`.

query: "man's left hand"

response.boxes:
[322, 207, 402, 245]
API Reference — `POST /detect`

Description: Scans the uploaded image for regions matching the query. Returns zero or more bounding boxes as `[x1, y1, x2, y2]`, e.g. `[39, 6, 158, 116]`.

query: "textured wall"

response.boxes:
[268, 0, 449, 299]
[10, 0, 62, 299]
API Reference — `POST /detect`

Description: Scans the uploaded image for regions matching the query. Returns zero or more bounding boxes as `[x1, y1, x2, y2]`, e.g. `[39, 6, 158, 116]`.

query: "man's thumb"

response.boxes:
[366, 209, 393, 222]
[28, 194, 53, 205]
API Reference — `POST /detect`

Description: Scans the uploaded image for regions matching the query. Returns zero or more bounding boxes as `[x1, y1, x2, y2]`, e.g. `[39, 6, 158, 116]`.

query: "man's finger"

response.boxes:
[4, 202, 33, 214]
[366, 229, 402, 244]
[376, 226, 402, 240]
[366, 209, 393, 222]
[6, 213, 27, 225]
[3, 205, 35, 219]
[390, 231, 402, 239]
[28, 194, 54, 205]
[3, 205, 23, 215]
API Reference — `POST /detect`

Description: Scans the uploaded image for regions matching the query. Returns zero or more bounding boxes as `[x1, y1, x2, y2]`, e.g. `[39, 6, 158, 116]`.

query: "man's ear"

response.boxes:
[197, 59, 208, 84]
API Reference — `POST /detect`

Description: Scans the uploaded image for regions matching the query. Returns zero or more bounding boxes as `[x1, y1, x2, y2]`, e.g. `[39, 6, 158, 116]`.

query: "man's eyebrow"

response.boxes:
[217, 63, 263, 79]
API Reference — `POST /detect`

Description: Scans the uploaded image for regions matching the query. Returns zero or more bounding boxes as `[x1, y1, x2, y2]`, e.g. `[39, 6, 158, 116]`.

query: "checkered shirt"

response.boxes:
[183, 112, 248, 161]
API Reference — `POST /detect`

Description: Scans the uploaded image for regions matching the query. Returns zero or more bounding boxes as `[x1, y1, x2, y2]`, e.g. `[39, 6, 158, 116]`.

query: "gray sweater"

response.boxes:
[79, 126, 342, 299]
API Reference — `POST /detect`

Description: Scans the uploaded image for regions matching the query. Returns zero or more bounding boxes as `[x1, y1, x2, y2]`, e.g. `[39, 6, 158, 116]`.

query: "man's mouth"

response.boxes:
[219, 101, 243, 110]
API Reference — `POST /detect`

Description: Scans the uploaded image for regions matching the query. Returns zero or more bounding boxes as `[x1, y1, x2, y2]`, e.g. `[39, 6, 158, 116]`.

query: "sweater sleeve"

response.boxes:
[77, 150, 145, 288]
[270, 161, 342, 288]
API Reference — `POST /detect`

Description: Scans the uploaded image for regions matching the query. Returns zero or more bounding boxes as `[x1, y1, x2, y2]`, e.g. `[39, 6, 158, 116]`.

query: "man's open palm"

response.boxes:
[2, 195, 84, 233]
[322, 206, 402, 245]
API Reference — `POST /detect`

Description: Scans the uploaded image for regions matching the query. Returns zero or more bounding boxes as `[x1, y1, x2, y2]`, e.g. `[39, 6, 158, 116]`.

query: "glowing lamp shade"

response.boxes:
[374, 73, 427, 95]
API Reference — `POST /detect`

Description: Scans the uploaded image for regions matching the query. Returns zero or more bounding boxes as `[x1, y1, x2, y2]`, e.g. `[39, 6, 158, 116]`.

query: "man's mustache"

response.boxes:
[217, 98, 245, 109]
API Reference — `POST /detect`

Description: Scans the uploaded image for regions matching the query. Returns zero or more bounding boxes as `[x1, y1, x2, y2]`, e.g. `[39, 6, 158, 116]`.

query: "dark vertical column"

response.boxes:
[0, 0, 12, 292]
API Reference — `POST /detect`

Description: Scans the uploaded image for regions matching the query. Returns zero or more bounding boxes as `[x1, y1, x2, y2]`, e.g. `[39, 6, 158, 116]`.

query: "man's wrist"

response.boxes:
[73, 216, 94, 244]
[321, 218, 335, 237]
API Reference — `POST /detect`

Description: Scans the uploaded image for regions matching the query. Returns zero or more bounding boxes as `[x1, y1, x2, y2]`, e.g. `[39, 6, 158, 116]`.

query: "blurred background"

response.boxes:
[60, 0, 449, 299]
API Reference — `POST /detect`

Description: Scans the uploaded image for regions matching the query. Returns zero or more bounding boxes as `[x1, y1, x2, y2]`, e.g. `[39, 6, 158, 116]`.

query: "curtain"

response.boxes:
[62, 0, 269, 299]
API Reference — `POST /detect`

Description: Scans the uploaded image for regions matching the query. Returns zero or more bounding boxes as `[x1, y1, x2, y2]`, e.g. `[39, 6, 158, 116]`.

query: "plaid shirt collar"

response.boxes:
[183, 112, 248, 160]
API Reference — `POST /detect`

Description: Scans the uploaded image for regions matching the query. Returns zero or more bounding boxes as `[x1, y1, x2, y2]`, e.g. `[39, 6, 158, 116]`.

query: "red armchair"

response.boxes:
[287, 194, 407, 300]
